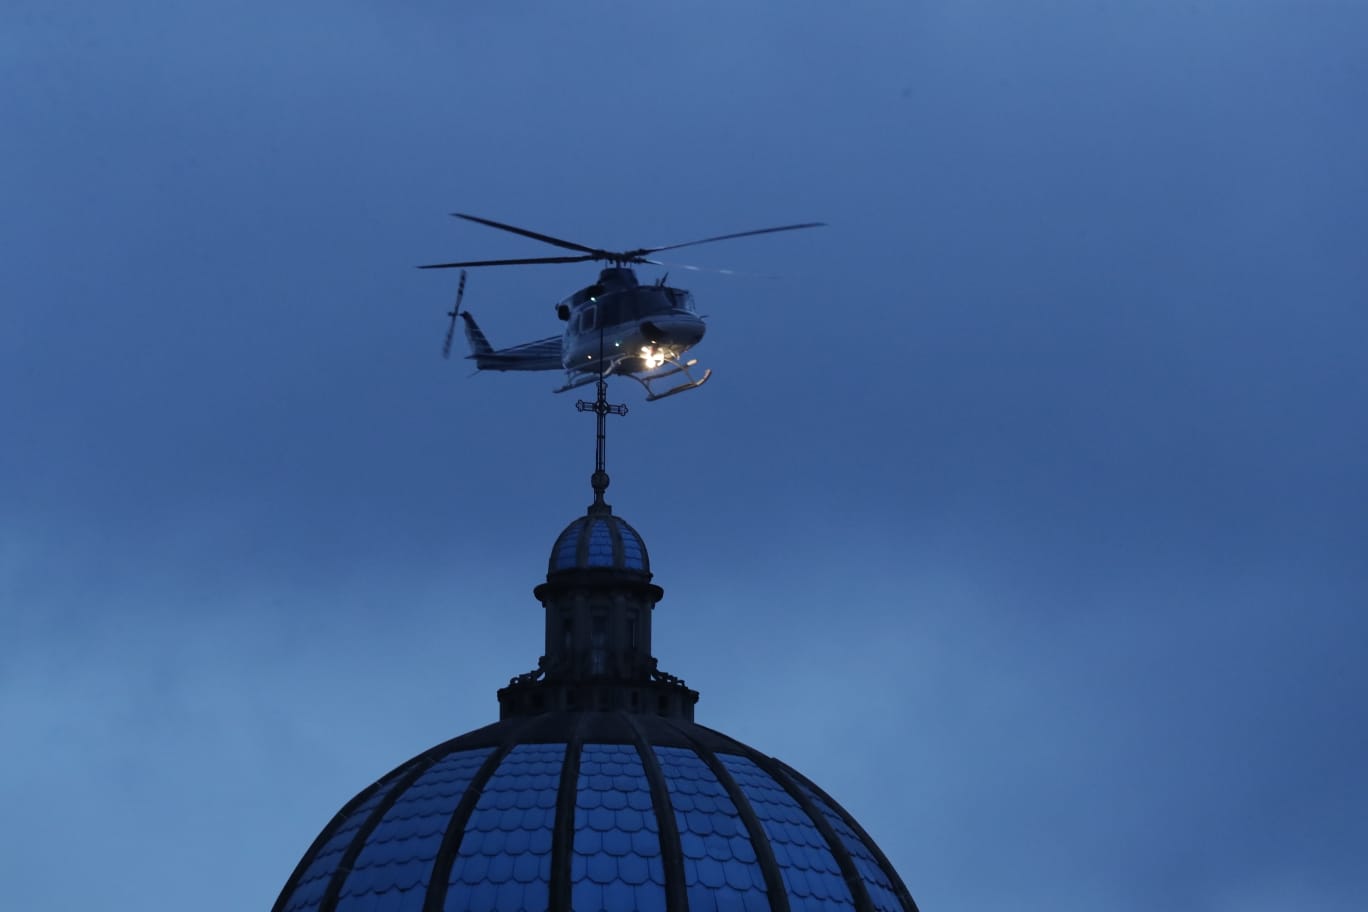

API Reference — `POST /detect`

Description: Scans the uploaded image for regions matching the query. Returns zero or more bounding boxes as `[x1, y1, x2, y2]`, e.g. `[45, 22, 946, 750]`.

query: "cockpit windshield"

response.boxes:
[666, 289, 696, 313]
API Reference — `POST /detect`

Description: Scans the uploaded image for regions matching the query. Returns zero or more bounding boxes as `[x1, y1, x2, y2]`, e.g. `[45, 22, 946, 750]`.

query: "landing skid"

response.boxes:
[554, 357, 709, 401]
[553, 362, 618, 394]
[631, 357, 711, 402]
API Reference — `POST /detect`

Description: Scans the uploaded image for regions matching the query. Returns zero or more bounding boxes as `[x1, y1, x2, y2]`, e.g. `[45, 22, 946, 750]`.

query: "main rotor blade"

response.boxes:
[637, 222, 826, 256]
[452, 213, 600, 255]
[652, 259, 777, 279]
[419, 255, 595, 269]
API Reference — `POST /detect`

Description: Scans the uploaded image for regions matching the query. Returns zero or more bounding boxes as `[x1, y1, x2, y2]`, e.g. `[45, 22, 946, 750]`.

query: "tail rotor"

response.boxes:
[441, 270, 468, 359]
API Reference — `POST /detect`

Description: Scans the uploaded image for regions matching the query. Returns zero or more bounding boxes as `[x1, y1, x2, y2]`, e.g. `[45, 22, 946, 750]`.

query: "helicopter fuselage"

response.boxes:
[557, 268, 706, 375]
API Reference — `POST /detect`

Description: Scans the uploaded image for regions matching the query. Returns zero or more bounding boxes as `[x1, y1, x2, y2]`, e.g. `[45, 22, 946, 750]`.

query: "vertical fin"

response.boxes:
[460, 311, 494, 357]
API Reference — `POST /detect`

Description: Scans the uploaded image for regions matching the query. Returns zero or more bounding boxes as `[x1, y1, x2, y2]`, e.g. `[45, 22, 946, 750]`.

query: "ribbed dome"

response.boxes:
[274, 712, 917, 912]
[549, 512, 650, 575]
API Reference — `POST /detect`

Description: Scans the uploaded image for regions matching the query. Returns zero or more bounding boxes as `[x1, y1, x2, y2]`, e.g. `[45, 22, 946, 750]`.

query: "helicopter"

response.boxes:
[421, 213, 824, 401]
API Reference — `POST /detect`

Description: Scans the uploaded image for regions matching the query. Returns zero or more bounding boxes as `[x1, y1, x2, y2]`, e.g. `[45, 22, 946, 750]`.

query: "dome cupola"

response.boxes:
[549, 510, 650, 577]
[502, 493, 690, 722]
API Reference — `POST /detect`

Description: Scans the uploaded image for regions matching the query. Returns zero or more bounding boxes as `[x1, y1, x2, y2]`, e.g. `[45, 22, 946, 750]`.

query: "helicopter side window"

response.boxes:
[578, 305, 597, 333]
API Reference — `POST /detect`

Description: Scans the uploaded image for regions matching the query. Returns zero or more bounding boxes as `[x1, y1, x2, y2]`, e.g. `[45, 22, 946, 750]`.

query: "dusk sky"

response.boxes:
[4, 2, 1366, 910]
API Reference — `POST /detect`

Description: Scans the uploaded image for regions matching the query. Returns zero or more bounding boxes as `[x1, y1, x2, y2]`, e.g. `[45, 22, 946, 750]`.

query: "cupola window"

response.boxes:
[590, 614, 607, 676]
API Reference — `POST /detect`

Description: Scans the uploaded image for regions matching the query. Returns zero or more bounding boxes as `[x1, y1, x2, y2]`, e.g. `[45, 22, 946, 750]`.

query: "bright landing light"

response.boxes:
[639, 346, 667, 369]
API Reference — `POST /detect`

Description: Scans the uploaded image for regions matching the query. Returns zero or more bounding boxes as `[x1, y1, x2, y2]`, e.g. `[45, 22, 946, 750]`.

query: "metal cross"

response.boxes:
[575, 330, 627, 509]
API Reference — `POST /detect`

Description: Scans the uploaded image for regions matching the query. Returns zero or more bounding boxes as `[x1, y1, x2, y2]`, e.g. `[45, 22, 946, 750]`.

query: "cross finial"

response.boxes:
[574, 329, 627, 512]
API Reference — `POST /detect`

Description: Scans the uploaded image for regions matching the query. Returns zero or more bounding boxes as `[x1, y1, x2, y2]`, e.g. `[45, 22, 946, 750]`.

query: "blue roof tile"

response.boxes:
[572, 744, 667, 912]
[655, 746, 771, 912]
[282, 765, 416, 912]
[719, 754, 857, 912]
[549, 514, 650, 574]
[445, 744, 564, 912]
[786, 775, 907, 912]
[335, 750, 494, 908]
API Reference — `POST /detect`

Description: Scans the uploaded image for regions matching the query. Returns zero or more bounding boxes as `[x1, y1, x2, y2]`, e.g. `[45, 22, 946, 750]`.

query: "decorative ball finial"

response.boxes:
[590, 469, 611, 512]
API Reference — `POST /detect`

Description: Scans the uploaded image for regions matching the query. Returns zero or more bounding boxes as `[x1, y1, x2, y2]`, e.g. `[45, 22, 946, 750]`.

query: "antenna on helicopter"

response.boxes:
[441, 270, 468, 359]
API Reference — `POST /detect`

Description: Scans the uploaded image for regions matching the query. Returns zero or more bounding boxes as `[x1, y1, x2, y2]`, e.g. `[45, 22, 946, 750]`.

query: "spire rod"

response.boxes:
[575, 327, 627, 512]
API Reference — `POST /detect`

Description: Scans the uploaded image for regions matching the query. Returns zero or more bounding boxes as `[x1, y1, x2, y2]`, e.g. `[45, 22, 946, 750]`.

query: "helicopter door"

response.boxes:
[578, 305, 598, 334]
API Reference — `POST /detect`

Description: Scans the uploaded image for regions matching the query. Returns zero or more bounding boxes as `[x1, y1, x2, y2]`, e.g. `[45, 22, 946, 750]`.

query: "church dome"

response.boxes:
[550, 511, 650, 576]
[273, 713, 917, 912]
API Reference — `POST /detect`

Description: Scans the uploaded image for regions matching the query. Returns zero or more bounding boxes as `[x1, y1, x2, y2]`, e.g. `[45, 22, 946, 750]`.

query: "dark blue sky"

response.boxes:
[4, 3, 1366, 910]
